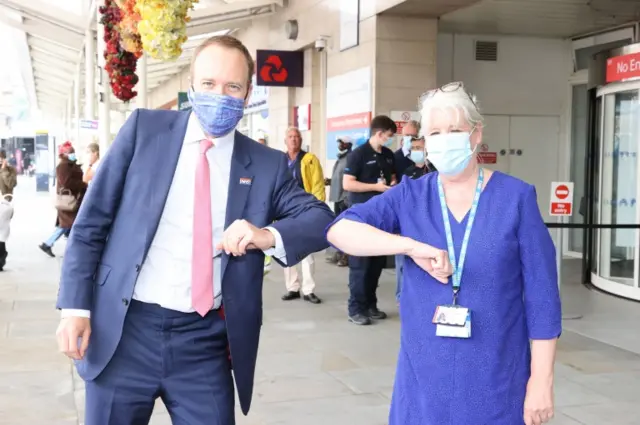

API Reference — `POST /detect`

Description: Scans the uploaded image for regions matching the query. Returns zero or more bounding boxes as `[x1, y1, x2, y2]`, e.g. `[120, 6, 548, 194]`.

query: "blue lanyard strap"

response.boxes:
[436, 168, 484, 299]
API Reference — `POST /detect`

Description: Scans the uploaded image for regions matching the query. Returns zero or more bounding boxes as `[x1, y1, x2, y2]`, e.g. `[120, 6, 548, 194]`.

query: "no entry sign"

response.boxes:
[550, 182, 574, 216]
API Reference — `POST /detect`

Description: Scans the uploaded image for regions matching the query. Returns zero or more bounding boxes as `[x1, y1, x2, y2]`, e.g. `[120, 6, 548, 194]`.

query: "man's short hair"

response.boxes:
[190, 35, 255, 85]
[285, 127, 302, 138]
[405, 120, 421, 133]
[370, 115, 397, 135]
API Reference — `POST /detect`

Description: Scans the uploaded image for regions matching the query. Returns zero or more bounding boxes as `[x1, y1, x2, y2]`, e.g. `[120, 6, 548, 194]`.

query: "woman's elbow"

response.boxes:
[326, 220, 343, 247]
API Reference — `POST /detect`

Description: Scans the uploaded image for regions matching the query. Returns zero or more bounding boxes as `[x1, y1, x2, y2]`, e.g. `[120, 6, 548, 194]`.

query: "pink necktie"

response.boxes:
[192, 139, 214, 316]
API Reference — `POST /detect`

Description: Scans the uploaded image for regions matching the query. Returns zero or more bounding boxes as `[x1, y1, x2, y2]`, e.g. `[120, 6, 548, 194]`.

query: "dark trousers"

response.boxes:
[85, 300, 234, 425]
[348, 255, 386, 316]
[0, 242, 6, 269]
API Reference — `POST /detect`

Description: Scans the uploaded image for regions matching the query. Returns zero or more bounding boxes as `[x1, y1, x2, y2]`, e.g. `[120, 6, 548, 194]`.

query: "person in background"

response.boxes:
[327, 82, 560, 425]
[395, 136, 437, 304]
[392, 121, 420, 303]
[39, 142, 87, 257]
[342, 115, 397, 325]
[326, 136, 352, 267]
[0, 193, 13, 271]
[393, 120, 420, 184]
[0, 150, 18, 196]
[83, 143, 100, 184]
[257, 137, 267, 145]
[281, 127, 324, 304]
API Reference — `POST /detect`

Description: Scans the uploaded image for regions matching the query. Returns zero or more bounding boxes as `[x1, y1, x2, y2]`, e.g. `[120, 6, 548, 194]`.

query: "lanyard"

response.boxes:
[436, 168, 484, 304]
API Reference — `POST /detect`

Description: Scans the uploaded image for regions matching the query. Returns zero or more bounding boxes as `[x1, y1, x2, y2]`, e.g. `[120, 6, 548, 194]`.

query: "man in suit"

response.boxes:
[55, 35, 334, 425]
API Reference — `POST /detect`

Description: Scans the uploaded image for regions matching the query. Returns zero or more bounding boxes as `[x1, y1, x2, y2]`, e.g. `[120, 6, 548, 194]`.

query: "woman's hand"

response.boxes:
[523, 375, 554, 425]
[406, 242, 452, 284]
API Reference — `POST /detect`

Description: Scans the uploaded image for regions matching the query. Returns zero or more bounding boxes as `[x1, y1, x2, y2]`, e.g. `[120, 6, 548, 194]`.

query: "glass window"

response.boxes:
[569, 84, 588, 253]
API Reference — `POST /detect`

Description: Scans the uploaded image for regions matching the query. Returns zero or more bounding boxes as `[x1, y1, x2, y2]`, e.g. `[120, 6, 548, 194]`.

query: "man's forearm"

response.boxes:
[530, 339, 557, 380]
[343, 180, 379, 193]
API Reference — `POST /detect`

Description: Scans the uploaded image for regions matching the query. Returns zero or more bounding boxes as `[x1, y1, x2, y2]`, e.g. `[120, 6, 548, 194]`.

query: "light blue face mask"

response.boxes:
[426, 132, 475, 176]
[409, 150, 425, 164]
[67, 153, 77, 162]
[402, 136, 412, 156]
[187, 89, 245, 137]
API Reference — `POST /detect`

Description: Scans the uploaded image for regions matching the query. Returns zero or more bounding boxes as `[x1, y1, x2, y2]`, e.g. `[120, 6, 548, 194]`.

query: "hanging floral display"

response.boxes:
[117, 0, 143, 57]
[99, 0, 139, 102]
[136, 0, 199, 61]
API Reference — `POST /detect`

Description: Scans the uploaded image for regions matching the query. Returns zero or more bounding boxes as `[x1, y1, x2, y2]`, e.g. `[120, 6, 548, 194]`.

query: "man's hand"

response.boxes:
[374, 182, 390, 193]
[216, 219, 275, 256]
[0, 159, 6, 168]
[56, 317, 91, 360]
[406, 241, 452, 284]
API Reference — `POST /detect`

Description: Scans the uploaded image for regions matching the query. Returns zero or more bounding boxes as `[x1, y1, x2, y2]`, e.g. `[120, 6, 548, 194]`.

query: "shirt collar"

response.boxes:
[185, 111, 235, 148]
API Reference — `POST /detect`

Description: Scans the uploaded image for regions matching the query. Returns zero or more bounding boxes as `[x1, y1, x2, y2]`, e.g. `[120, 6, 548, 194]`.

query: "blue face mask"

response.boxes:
[187, 89, 245, 137]
[402, 136, 412, 156]
[67, 153, 77, 162]
[409, 150, 425, 164]
[426, 132, 475, 176]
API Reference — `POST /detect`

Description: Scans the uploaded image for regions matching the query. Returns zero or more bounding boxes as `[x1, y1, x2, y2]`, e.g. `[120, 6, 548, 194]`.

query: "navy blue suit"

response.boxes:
[57, 109, 334, 423]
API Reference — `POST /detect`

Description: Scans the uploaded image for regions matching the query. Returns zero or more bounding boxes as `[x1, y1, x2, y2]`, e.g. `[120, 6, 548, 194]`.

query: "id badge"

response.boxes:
[433, 305, 472, 338]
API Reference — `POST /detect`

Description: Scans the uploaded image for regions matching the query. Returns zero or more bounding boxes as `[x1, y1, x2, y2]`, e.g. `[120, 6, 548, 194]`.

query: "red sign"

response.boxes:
[256, 49, 304, 87]
[477, 152, 497, 164]
[327, 112, 371, 132]
[606, 52, 640, 83]
[555, 184, 570, 200]
[551, 202, 572, 215]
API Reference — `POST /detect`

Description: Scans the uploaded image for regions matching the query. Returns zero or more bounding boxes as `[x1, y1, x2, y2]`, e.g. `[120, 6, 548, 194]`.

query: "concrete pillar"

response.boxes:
[96, 8, 111, 154]
[65, 95, 72, 140]
[73, 60, 81, 144]
[137, 53, 148, 109]
[84, 29, 95, 119]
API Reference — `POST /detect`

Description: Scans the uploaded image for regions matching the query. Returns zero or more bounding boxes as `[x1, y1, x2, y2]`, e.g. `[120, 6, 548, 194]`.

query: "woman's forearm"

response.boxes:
[327, 219, 415, 257]
[530, 339, 557, 381]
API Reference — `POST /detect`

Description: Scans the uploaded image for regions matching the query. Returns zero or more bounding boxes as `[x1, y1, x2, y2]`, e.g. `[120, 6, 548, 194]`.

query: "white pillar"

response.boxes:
[137, 53, 148, 109]
[73, 60, 81, 145]
[96, 8, 111, 154]
[65, 95, 72, 140]
[84, 29, 95, 119]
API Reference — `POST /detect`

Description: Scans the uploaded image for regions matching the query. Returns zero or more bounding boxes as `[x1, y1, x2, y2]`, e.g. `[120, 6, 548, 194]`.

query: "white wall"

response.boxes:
[437, 33, 571, 117]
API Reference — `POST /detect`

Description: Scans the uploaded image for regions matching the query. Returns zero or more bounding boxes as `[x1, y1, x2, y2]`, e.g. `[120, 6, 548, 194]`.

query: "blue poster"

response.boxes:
[35, 133, 49, 192]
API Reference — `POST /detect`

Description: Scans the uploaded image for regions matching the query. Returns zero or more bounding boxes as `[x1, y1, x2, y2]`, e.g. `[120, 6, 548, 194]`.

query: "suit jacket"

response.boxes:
[56, 108, 335, 414]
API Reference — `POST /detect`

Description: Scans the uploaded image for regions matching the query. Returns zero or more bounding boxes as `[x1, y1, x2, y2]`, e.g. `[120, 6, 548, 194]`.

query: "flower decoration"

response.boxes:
[136, 0, 199, 61]
[99, 0, 139, 102]
[118, 0, 143, 57]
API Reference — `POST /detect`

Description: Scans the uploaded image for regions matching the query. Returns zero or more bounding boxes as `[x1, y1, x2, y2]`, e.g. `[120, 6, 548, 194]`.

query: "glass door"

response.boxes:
[592, 81, 640, 300]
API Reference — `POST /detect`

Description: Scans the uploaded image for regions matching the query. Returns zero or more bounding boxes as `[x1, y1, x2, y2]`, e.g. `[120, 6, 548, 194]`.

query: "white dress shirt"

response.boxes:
[62, 113, 286, 317]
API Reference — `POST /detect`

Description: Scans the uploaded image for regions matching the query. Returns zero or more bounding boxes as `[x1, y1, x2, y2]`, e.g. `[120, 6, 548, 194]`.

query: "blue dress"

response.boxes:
[333, 171, 562, 425]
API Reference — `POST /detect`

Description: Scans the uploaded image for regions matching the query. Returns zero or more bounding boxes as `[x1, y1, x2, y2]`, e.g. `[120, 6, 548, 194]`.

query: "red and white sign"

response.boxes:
[326, 112, 371, 132]
[549, 182, 574, 216]
[606, 52, 640, 83]
[390, 110, 420, 134]
[477, 152, 497, 164]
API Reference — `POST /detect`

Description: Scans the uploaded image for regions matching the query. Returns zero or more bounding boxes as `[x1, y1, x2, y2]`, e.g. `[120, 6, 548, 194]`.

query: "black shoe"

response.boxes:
[281, 291, 301, 301]
[39, 243, 55, 258]
[367, 307, 388, 320]
[303, 293, 321, 304]
[337, 254, 348, 267]
[348, 314, 372, 325]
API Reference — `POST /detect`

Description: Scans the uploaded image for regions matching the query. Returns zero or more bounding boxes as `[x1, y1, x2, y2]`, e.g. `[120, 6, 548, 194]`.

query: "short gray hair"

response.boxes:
[285, 127, 302, 138]
[405, 120, 421, 133]
[419, 84, 483, 130]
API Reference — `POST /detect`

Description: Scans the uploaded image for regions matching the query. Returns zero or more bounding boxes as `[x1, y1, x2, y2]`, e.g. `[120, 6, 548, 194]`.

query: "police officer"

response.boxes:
[342, 115, 397, 325]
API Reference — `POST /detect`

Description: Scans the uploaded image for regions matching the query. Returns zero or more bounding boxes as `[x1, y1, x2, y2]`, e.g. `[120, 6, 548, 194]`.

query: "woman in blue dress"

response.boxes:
[326, 82, 562, 425]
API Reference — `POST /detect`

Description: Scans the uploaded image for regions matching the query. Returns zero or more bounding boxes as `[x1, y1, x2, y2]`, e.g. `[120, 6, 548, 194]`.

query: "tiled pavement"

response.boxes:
[1, 177, 639, 425]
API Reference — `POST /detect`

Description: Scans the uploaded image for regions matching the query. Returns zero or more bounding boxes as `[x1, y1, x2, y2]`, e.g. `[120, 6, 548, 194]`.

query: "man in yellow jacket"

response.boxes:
[281, 127, 325, 304]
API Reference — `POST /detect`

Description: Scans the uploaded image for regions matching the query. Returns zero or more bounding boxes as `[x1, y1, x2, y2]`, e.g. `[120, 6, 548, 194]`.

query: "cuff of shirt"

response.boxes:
[60, 309, 91, 318]
[263, 226, 287, 265]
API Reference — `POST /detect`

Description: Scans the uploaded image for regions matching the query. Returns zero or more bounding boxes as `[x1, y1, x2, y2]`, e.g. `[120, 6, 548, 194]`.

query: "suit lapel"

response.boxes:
[221, 132, 254, 279]
[143, 110, 190, 257]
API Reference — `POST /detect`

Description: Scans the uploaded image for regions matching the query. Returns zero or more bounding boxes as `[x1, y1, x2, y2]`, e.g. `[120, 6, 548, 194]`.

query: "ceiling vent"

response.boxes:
[475, 40, 498, 62]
